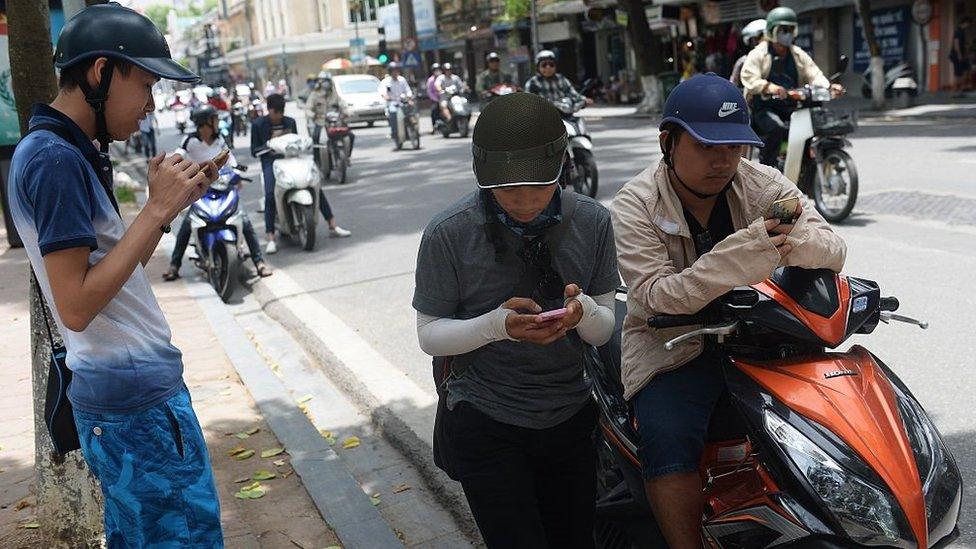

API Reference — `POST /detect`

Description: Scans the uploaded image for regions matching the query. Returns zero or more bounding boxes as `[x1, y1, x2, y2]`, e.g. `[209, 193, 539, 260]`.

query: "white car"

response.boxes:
[333, 74, 386, 126]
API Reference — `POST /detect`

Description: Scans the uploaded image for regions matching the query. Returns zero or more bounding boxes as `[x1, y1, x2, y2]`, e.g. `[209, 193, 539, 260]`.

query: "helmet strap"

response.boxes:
[77, 58, 116, 153]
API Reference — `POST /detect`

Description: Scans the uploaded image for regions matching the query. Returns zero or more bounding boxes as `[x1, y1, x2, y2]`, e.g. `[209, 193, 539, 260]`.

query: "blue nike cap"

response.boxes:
[660, 73, 764, 147]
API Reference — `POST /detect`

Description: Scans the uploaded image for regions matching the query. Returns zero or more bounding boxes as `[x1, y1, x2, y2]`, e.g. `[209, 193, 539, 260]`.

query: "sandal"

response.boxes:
[256, 262, 273, 278]
[162, 266, 180, 281]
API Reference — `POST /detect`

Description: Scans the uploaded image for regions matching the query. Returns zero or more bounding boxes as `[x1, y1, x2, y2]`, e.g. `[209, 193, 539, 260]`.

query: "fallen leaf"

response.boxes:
[342, 436, 360, 450]
[273, 459, 286, 467]
[252, 470, 277, 481]
[245, 426, 260, 436]
[219, 389, 232, 397]
[22, 521, 39, 529]
[242, 481, 261, 491]
[234, 449, 255, 460]
[370, 493, 381, 506]
[233, 477, 250, 483]
[14, 500, 30, 511]
[261, 447, 285, 458]
[227, 446, 247, 456]
[234, 484, 267, 500]
[282, 469, 294, 479]
[393, 484, 412, 494]
[218, 374, 230, 380]
[296, 394, 313, 404]
[234, 432, 250, 440]
[325, 435, 336, 446]
[318, 429, 332, 439]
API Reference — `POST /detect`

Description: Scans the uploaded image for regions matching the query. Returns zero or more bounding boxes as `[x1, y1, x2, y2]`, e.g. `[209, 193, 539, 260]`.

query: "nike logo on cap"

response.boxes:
[717, 102, 740, 118]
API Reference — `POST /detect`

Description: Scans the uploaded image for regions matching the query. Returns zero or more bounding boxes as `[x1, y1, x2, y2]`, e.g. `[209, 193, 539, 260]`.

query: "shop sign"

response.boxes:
[853, 6, 910, 71]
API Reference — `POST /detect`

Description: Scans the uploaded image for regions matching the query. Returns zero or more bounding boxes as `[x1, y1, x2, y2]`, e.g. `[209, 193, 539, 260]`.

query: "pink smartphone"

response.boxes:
[537, 307, 568, 322]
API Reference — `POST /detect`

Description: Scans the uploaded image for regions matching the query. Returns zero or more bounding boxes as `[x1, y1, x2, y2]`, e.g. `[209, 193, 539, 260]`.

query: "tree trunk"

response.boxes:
[8, 1, 104, 546]
[617, 0, 666, 113]
[855, 0, 885, 109]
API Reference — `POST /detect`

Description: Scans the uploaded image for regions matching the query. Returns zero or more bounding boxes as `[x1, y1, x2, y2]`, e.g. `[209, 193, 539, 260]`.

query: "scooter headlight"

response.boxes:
[895, 392, 962, 539]
[764, 410, 905, 545]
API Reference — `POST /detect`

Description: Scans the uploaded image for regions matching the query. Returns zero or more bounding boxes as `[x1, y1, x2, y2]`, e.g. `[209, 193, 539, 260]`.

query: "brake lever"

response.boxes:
[880, 312, 929, 330]
[664, 321, 740, 351]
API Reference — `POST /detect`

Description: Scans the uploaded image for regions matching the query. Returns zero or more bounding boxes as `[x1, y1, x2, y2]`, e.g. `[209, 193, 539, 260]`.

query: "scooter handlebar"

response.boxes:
[647, 314, 707, 329]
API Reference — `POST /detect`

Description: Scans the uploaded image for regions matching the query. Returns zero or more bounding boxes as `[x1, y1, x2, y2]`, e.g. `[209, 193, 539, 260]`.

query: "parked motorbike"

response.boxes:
[258, 133, 321, 251]
[389, 94, 421, 151]
[553, 97, 598, 198]
[436, 84, 472, 138]
[174, 104, 188, 135]
[860, 62, 918, 104]
[589, 267, 961, 548]
[217, 110, 235, 149]
[578, 77, 605, 102]
[187, 165, 250, 302]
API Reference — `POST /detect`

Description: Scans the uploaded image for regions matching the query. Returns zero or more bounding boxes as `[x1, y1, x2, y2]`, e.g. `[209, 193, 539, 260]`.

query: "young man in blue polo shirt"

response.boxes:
[7, 4, 223, 545]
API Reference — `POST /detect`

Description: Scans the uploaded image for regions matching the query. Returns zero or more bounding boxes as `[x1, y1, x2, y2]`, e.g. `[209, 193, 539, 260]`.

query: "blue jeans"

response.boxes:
[73, 387, 222, 548]
[633, 351, 728, 480]
[387, 108, 400, 141]
[262, 159, 276, 234]
[141, 130, 157, 158]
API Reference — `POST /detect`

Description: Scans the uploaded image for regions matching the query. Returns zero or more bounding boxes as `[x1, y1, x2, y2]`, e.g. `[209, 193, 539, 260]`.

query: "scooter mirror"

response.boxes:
[838, 55, 849, 73]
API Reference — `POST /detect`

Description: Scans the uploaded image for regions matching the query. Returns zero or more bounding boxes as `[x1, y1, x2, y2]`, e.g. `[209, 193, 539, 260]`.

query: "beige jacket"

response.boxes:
[305, 87, 336, 126]
[740, 41, 830, 103]
[610, 159, 847, 400]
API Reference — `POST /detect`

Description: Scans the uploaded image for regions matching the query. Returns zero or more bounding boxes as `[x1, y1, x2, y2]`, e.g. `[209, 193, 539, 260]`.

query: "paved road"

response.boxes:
[151, 104, 976, 545]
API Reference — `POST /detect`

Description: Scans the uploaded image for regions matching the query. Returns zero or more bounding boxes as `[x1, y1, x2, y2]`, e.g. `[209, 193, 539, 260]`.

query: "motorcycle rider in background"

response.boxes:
[251, 93, 350, 255]
[163, 105, 272, 280]
[475, 52, 513, 102]
[740, 7, 844, 167]
[379, 62, 414, 146]
[525, 50, 592, 108]
[610, 74, 846, 549]
[307, 71, 356, 165]
[730, 19, 765, 89]
[426, 63, 442, 133]
[434, 63, 466, 123]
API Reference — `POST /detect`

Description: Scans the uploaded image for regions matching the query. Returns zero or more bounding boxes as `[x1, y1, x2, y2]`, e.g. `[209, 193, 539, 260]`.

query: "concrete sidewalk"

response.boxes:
[0, 217, 339, 548]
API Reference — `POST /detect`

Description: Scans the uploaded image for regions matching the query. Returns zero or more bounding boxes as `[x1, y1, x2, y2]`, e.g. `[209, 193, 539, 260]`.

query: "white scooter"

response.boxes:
[389, 94, 421, 150]
[258, 134, 322, 251]
[553, 97, 598, 198]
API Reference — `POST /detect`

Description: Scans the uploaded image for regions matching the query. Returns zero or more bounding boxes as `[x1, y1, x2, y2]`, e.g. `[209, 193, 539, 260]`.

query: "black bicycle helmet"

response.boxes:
[191, 105, 218, 127]
[471, 92, 567, 188]
[54, 2, 199, 150]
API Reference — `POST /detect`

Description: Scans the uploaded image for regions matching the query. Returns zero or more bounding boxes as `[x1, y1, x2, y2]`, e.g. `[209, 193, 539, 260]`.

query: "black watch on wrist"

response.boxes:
[161, 224, 172, 234]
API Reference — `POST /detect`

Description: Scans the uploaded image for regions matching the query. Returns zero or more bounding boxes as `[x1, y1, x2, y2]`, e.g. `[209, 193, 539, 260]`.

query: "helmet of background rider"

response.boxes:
[54, 2, 200, 149]
[659, 73, 763, 157]
[535, 49, 557, 67]
[765, 7, 798, 48]
[742, 19, 766, 47]
[471, 92, 567, 189]
[191, 104, 218, 128]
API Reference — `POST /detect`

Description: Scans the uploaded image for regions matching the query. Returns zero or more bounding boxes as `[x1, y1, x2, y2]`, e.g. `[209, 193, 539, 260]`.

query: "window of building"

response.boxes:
[348, 0, 395, 24]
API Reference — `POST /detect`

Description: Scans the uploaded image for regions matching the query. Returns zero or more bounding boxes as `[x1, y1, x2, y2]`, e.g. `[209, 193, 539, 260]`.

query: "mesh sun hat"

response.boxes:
[471, 92, 568, 189]
[659, 73, 763, 147]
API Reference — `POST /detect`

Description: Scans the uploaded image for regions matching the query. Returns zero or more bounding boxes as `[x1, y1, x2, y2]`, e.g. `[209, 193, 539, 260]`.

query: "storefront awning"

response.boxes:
[781, 0, 853, 15]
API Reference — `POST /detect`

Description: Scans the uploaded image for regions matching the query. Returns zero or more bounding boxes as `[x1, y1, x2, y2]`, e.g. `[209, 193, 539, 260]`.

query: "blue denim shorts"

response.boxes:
[632, 352, 727, 480]
[73, 386, 223, 548]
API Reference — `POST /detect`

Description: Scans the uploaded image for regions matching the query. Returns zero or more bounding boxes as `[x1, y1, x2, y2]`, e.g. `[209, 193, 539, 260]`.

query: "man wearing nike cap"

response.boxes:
[7, 3, 222, 545]
[611, 74, 846, 548]
[414, 92, 618, 547]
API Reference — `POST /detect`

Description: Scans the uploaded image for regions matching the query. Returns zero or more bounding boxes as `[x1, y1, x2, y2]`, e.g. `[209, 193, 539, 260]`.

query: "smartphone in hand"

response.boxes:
[537, 308, 568, 322]
[212, 148, 231, 168]
[765, 197, 799, 224]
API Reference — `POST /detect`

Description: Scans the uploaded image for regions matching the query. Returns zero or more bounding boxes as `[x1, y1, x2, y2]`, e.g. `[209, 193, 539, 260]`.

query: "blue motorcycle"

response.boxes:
[188, 165, 249, 302]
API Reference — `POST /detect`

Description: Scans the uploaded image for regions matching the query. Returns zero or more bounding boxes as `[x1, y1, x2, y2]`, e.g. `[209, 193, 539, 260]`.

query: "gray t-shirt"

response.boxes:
[413, 190, 619, 429]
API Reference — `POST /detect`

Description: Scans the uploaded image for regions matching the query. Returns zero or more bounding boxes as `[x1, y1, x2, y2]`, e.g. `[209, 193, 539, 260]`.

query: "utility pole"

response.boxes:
[7, 1, 103, 546]
[530, 0, 539, 58]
